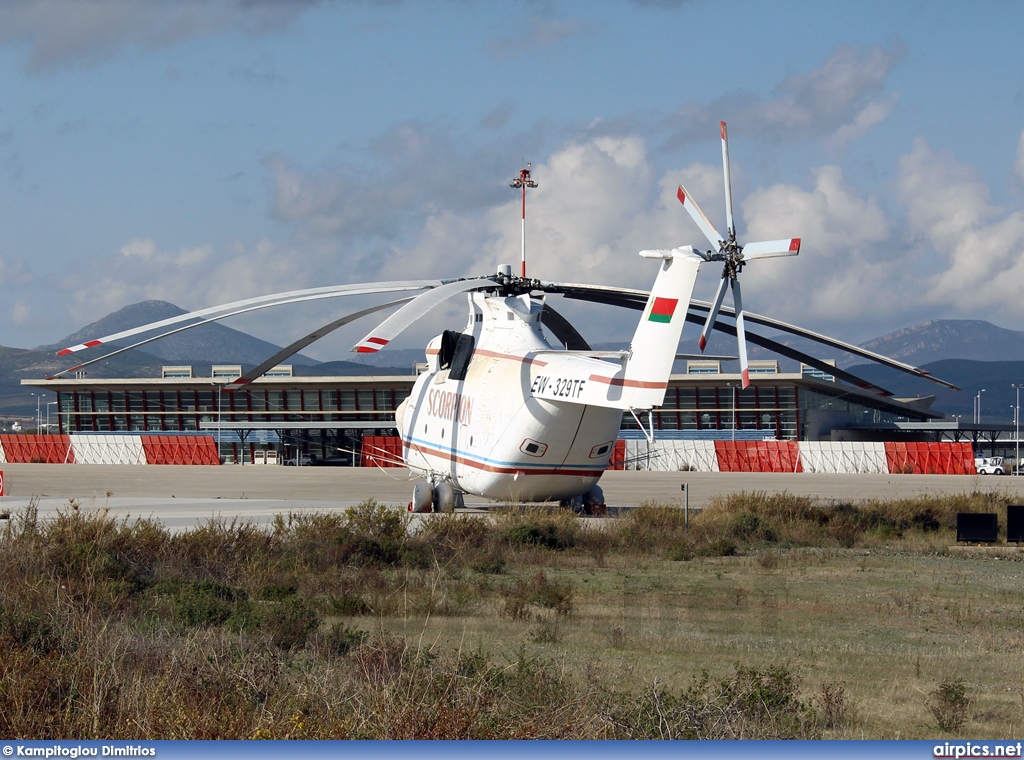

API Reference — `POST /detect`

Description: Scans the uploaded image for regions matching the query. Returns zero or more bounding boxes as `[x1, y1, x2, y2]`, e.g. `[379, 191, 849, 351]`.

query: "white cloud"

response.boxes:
[898, 138, 1024, 318]
[665, 42, 905, 149]
[0, 0, 324, 70]
[725, 165, 896, 326]
[65, 236, 304, 324]
[486, 14, 594, 59]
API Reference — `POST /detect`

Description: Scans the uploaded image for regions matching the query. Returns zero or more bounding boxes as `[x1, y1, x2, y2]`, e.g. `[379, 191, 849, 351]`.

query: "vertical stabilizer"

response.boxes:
[620, 246, 703, 408]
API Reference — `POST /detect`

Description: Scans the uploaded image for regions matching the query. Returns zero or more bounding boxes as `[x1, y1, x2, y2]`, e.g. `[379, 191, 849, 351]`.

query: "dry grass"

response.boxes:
[2, 492, 1023, 738]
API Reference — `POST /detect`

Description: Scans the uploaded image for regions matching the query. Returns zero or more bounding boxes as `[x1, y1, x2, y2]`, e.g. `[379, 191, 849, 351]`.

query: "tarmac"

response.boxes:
[1, 463, 1021, 530]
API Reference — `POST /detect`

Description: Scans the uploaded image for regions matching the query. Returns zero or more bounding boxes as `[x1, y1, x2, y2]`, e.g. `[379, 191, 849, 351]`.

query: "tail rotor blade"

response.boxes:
[720, 121, 736, 239]
[731, 278, 750, 389]
[677, 183, 724, 250]
[699, 274, 730, 351]
[742, 238, 801, 261]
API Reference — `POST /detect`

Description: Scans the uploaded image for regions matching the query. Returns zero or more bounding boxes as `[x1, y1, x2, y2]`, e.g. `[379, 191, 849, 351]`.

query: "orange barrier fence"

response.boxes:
[883, 441, 976, 475]
[0, 434, 75, 464]
[140, 435, 220, 465]
[715, 440, 803, 473]
[608, 440, 627, 470]
[360, 436, 404, 467]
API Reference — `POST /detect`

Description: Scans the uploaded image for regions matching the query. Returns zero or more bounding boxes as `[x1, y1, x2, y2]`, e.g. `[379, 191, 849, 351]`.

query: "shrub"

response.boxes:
[317, 623, 367, 656]
[498, 509, 578, 551]
[929, 678, 971, 733]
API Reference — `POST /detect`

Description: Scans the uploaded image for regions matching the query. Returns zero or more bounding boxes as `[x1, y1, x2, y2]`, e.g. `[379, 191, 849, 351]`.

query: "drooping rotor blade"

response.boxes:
[731, 277, 750, 388]
[721, 121, 736, 240]
[687, 299, 961, 391]
[352, 277, 498, 353]
[56, 280, 441, 356]
[542, 280, 896, 394]
[222, 297, 413, 391]
[48, 282, 438, 379]
[543, 281, 955, 393]
[676, 184, 724, 250]
[699, 275, 730, 352]
[680, 312, 897, 397]
[540, 304, 591, 350]
[742, 238, 801, 260]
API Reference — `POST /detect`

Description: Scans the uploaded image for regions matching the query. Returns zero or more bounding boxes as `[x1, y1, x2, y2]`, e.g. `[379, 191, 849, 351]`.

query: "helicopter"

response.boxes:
[53, 122, 958, 512]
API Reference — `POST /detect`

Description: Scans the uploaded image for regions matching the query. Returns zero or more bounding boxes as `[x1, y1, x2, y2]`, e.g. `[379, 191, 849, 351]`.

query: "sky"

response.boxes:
[2, 0, 1024, 361]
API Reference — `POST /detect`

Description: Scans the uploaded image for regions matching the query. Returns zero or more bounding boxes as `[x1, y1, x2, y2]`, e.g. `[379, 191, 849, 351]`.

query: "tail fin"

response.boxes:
[621, 246, 703, 408]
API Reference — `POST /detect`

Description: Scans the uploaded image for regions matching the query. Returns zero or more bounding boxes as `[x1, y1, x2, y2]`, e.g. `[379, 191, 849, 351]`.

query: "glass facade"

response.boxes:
[621, 383, 800, 439]
[43, 372, 935, 460]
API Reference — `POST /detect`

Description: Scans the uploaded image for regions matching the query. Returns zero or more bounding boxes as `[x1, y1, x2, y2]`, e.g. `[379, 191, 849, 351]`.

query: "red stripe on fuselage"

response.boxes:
[406, 441, 605, 478]
[587, 374, 667, 389]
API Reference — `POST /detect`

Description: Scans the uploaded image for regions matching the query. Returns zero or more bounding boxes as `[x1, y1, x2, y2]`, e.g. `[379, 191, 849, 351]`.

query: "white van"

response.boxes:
[974, 456, 1005, 475]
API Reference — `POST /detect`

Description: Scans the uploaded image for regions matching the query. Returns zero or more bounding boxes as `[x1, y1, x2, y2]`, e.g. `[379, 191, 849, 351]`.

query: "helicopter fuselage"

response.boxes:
[396, 291, 622, 502]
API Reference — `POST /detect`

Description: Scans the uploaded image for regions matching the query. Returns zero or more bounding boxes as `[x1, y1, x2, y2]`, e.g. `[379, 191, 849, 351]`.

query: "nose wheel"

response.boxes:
[409, 480, 465, 513]
[558, 486, 606, 515]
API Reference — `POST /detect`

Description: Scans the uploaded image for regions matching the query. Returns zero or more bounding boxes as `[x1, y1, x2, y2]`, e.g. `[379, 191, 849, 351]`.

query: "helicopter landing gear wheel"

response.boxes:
[559, 495, 586, 514]
[412, 481, 434, 513]
[434, 481, 457, 513]
[583, 485, 606, 516]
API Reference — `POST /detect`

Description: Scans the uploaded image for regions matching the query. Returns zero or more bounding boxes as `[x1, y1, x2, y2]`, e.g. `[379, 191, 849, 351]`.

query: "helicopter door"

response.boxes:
[449, 333, 475, 381]
[437, 329, 475, 382]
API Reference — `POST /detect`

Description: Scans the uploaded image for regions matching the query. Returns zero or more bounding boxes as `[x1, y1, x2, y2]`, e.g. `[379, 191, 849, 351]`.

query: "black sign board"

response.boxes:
[1007, 505, 1024, 543]
[956, 512, 998, 543]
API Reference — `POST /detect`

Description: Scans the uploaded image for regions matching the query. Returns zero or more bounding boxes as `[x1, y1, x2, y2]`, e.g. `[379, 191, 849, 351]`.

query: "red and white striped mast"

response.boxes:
[510, 163, 538, 277]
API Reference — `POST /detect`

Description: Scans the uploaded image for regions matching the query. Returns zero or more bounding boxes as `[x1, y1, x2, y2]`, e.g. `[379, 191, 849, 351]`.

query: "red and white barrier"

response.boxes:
[71, 434, 146, 465]
[716, 440, 802, 473]
[798, 441, 888, 474]
[618, 439, 978, 475]
[141, 435, 220, 465]
[0, 434, 75, 464]
[0, 433, 980, 475]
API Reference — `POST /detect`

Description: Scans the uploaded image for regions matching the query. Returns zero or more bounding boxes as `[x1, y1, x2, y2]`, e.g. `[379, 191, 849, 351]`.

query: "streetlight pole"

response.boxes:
[1014, 384, 1022, 475]
[975, 388, 986, 424]
[31, 392, 43, 433]
[509, 164, 538, 278]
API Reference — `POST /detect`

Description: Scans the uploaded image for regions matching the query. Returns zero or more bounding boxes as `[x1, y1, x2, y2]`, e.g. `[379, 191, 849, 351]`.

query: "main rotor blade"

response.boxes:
[731, 278, 750, 388]
[543, 282, 951, 394]
[352, 277, 498, 353]
[721, 121, 736, 240]
[48, 282, 436, 379]
[681, 313, 896, 396]
[700, 275, 730, 352]
[742, 238, 801, 260]
[223, 297, 413, 391]
[56, 280, 441, 356]
[686, 299, 960, 391]
[676, 183, 724, 250]
[540, 304, 591, 350]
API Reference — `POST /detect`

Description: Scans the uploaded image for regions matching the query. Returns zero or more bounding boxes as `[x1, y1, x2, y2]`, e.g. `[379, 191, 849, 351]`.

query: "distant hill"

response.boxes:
[39, 300, 320, 367]
[846, 358, 1024, 422]
[858, 320, 1024, 366]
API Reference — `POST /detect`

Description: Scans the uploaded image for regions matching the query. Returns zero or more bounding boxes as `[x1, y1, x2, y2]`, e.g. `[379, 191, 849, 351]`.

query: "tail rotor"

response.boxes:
[678, 120, 800, 388]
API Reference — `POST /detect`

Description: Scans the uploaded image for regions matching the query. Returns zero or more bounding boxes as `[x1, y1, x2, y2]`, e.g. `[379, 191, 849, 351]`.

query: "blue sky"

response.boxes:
[2, 0, 1023, 359]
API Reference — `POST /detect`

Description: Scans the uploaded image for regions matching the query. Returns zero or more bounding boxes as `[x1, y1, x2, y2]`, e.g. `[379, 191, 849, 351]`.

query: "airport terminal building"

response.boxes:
[24, 360, 940, 464]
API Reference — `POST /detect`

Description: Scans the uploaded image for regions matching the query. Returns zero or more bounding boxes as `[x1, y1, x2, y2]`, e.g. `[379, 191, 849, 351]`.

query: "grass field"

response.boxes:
[1, 490, 1022, 739]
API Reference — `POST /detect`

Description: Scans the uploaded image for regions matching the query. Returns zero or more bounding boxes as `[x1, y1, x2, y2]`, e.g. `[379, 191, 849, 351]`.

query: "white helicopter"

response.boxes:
[54, 122, 958, 512]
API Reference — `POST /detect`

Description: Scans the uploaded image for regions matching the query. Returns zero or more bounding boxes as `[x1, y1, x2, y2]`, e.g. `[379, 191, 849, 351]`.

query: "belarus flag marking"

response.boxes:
[648, 297, 678, 323]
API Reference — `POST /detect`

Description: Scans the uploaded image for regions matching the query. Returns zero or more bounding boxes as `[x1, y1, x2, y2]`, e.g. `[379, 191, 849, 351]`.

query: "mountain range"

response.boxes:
[3, 301, 1024, 421]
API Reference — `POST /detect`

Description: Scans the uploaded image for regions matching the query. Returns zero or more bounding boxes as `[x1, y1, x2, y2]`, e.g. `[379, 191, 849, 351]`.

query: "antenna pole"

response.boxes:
[510, 164, 538, 278]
